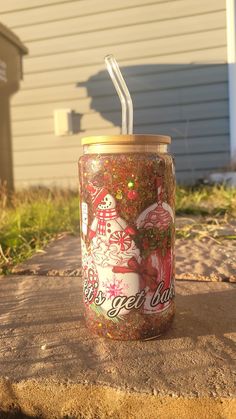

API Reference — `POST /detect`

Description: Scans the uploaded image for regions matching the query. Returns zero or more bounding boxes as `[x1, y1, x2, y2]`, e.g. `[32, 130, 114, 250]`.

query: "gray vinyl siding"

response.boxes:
[0, 0, 229, 187]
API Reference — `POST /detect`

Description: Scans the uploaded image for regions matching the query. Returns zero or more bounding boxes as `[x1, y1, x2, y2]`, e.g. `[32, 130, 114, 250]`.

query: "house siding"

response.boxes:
[0, 0, 229, 186]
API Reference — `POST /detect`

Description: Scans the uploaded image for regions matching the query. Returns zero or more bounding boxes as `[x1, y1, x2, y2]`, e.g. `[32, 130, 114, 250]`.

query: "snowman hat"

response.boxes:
[87, 183, 109, 208]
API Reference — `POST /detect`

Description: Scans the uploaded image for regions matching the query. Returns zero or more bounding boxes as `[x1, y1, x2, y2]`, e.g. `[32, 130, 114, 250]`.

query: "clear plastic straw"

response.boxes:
[105, 54, 133, 135]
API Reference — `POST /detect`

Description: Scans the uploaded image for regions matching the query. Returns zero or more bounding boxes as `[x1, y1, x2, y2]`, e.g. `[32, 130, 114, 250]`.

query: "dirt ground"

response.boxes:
[176, 237, 236, 282]
[11, 216, 236, 283]
[175, 216, 236, 282]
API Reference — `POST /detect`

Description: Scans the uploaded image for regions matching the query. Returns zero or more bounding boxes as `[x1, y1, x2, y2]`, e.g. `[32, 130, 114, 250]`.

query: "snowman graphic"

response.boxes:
[86, 183, 141, 316]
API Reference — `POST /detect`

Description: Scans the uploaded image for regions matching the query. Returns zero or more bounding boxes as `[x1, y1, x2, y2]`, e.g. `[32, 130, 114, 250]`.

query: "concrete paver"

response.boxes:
[0, 275, 235, 418]
[12, 235, 81, 277]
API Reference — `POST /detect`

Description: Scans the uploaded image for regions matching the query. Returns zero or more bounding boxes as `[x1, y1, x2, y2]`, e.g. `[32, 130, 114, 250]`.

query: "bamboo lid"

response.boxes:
[81, 134, 171, 146]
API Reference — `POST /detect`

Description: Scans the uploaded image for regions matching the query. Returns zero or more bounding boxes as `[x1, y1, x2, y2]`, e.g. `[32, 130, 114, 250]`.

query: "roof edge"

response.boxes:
[0, 22, 28, 54]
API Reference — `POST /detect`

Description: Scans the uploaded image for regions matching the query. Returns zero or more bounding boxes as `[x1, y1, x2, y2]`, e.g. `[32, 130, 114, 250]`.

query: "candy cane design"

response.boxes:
[109, 231, 132, 251]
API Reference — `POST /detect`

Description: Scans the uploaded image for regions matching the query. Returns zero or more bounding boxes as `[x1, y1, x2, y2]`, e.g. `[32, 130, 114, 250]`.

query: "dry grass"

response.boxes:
[176, 184, 236, 217]
[175, 184, 236, 242]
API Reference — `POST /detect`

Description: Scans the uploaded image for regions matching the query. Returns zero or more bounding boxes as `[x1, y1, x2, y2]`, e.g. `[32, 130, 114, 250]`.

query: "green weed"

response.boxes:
[0, 186, 80, 274]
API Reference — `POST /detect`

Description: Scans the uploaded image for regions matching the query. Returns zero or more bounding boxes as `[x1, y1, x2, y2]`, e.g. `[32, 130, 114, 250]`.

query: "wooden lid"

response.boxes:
[81, 134, 171, 146]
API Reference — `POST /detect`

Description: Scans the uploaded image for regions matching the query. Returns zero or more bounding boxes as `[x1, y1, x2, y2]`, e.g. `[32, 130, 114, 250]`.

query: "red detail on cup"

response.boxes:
[109, 231, 132, 251]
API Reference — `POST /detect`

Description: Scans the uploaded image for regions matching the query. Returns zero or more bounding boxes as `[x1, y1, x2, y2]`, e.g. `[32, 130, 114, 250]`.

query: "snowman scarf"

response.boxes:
[96, 208, 118, 235]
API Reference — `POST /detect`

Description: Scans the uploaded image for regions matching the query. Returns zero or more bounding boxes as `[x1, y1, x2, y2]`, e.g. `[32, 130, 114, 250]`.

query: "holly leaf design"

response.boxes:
[134, 224, 174, 258]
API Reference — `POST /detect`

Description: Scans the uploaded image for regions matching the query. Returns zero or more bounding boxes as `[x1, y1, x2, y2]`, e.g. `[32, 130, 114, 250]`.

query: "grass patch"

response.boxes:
[176, 185, 236, 241]
[0, 184, 235, 275]
[175, 217, 236, 241]
[176, 184, 236, 217]
[0, 186, 80, 274]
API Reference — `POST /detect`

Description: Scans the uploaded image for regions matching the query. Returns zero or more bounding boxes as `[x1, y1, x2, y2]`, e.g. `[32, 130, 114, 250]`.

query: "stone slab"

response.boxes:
[0, 275, 235, 417]
[12, 234, 82, 277]
[12, 235, 82, 277]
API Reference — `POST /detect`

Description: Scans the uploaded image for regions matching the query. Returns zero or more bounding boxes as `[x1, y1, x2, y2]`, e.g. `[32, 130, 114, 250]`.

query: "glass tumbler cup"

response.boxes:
[78, 135, 175, 340]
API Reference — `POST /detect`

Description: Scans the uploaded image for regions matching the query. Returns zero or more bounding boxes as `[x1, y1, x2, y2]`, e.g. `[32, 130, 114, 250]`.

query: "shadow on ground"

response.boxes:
[0, 410, 39, 418]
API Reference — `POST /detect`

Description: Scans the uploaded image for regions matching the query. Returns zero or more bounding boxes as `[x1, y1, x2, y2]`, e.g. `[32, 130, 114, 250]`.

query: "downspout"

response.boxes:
[226, 0, 236, 165]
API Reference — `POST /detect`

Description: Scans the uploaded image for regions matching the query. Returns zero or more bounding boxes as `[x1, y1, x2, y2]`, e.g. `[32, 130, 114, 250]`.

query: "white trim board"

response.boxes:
[227, 0, 236, 164]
